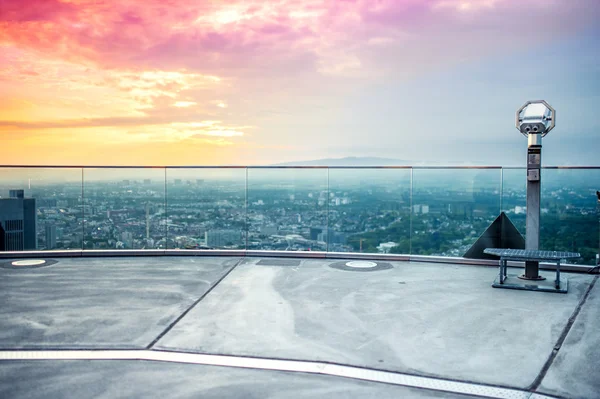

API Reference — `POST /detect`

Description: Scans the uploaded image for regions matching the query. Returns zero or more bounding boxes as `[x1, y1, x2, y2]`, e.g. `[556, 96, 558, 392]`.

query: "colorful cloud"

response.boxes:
[0, 0, 598, 165]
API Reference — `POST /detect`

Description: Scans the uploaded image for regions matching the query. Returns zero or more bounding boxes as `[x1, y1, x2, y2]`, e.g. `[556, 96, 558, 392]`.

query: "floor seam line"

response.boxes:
[527, 274, 599, 393]
[145, 258, 245, 349]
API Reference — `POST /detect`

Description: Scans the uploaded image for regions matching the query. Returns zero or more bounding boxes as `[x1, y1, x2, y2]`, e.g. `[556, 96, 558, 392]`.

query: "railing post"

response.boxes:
[81, 167, 85, 250]
[245, 167, 249, 250]
[409, 167, 413, 255]
[326, 168, 330, 253]
[164, 168, 168, 249]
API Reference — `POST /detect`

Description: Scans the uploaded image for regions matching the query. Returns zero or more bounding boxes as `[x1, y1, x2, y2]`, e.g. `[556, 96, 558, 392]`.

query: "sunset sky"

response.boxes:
[1, 0, 599, 166]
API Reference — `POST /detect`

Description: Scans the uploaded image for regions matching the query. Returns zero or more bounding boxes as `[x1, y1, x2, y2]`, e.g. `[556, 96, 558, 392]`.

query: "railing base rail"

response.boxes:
[0, 249, 594, 273]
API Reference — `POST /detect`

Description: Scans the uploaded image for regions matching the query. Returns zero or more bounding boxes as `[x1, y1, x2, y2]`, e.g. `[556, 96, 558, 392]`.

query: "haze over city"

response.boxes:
[1, 0, 599, 165]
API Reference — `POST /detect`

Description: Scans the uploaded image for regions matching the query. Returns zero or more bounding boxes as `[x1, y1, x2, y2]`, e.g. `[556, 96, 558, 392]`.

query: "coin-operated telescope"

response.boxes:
[516, 100, 556, 280]
[517, 101, 555, 137]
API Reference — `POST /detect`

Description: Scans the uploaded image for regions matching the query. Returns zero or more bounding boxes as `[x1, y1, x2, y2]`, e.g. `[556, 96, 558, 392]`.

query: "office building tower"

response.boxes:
[0, 189, 37, 251]
[317, 228, 347, 245]
[145, 203, 150, 239]
[310, 227, 323, 241]
[121, 231, 134, 248]
[45, 223, 57, 250]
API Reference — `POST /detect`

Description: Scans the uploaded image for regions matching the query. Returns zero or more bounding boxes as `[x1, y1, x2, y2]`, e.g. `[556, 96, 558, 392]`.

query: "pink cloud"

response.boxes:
[1, 0, 598, 83]
[0, 0, 77, 22]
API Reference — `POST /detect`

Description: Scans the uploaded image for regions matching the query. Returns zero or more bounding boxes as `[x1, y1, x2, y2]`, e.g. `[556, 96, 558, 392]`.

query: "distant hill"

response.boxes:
[272, 156, 483, 166]
[273, 157, 413, 166]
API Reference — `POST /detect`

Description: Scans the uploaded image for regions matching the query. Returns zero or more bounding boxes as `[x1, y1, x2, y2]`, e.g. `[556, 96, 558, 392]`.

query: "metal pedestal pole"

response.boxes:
[521, 134, 545, 281]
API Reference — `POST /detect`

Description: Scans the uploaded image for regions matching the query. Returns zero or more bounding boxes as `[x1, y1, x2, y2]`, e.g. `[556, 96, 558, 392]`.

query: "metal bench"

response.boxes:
[483, 248, 581, 290]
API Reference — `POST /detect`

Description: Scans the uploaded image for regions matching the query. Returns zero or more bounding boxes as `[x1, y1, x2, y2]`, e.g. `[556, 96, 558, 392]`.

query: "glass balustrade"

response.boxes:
[82, 168, 166, 250]
[327, 168, 411, 253]
[246, 168, 328, 252]
[0, 166, 597, 263]
[0, 167, 83, 251]
[166, 168, 246, 250]
[501, 168, 527, 237]
[540, 168, 600, 265]
[410, 168, 502, 257]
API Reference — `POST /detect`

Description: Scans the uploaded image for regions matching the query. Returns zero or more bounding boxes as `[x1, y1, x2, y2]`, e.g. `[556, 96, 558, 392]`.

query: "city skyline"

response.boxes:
[1, 1, 599, 166]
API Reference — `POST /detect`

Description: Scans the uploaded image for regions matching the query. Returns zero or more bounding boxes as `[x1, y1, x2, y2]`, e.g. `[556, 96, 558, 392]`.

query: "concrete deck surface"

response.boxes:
[539, 276, 600, 399]
[0, 360, 472, 399]
[0, 257, 239, 348]
[0, 256, 598, 398]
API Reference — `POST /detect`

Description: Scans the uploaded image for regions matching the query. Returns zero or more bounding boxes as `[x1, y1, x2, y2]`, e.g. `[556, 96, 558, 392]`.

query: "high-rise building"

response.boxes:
[0, 189, 37, 251]
[45, 223, 57, 250]
[121, 231, 134, 248]
[317, 228, 347, 245]
[310, 227, 323, 241]
[205, 230, 242, 247]
[145, 203, 150, 239]
[261, 225, 278, 236]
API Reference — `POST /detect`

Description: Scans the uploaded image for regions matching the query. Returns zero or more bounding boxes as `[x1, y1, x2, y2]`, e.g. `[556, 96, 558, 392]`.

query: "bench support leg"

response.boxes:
[555, 260, 561, 289]
[519, 260, 546, 281]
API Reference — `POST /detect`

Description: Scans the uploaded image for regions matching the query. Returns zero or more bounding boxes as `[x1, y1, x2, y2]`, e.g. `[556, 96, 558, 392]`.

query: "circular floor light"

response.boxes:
[329, 260, 393, 272]
[11, 260, 47, 267]
[345, 261, 378, 269]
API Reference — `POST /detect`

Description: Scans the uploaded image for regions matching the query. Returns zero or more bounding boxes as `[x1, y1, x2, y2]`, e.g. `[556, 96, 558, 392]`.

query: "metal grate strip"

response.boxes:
[0, 350, 557, 399]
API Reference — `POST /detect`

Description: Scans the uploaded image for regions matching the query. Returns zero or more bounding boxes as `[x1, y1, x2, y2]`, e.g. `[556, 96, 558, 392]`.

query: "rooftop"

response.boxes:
[0, 255, 598, 398]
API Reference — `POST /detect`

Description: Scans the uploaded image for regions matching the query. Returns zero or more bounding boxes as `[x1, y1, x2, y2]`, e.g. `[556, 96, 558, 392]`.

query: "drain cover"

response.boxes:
[329, 260, 393, 272]
[257, 259, 302, 266]
[1, 259, 58, 269]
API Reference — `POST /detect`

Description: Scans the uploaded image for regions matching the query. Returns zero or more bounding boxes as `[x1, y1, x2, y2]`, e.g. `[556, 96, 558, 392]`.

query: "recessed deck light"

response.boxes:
[345, 261, 378, 269]
[330, 260, 392, 272]
[11, 260, 47, 267]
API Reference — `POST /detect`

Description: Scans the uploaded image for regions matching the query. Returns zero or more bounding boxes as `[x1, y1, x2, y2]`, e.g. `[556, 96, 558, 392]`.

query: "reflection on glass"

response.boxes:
[541, 169, 600, 265]
[411, 168, 501, 256]
[501, 168, 526, 237]
[328, 168, 411, 253]
[82, 168, 165, 250]
[247, 168, 327, 251]
[0, 168, 83, 251]
[166, 168, 246, 249]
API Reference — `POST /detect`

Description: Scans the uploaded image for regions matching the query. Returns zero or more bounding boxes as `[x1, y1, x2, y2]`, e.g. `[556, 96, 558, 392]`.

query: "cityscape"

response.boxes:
[1, 168, 598, 265]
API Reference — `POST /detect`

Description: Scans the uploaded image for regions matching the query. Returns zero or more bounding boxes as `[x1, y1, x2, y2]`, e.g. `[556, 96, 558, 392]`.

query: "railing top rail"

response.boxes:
[0, 165, 598, 169]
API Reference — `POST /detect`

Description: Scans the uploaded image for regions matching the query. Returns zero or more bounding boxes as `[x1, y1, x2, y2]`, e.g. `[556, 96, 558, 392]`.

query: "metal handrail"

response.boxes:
[0, 165, 598, 169]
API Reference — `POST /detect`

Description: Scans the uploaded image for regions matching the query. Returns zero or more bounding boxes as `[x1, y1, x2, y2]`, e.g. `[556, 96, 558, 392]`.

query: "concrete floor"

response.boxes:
[156, 258, 594, 389]
[0, 257, 239, 348]
[0, 256, 598, 398]
[0, 360, 473, 399]
[539, 277, 600, 399]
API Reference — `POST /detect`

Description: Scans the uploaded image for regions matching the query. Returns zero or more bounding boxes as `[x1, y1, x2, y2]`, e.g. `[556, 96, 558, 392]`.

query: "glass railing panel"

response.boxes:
[411, 168, 501, 256]
[82, 168, 166, 250]
[0, 167, 83, 251]
[540, 168, 600, 265]
[327, 168, 411, 253]
[166, 168, 246, 249]
[501, 168, 527, 237]
[247, 168, 328, 251]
